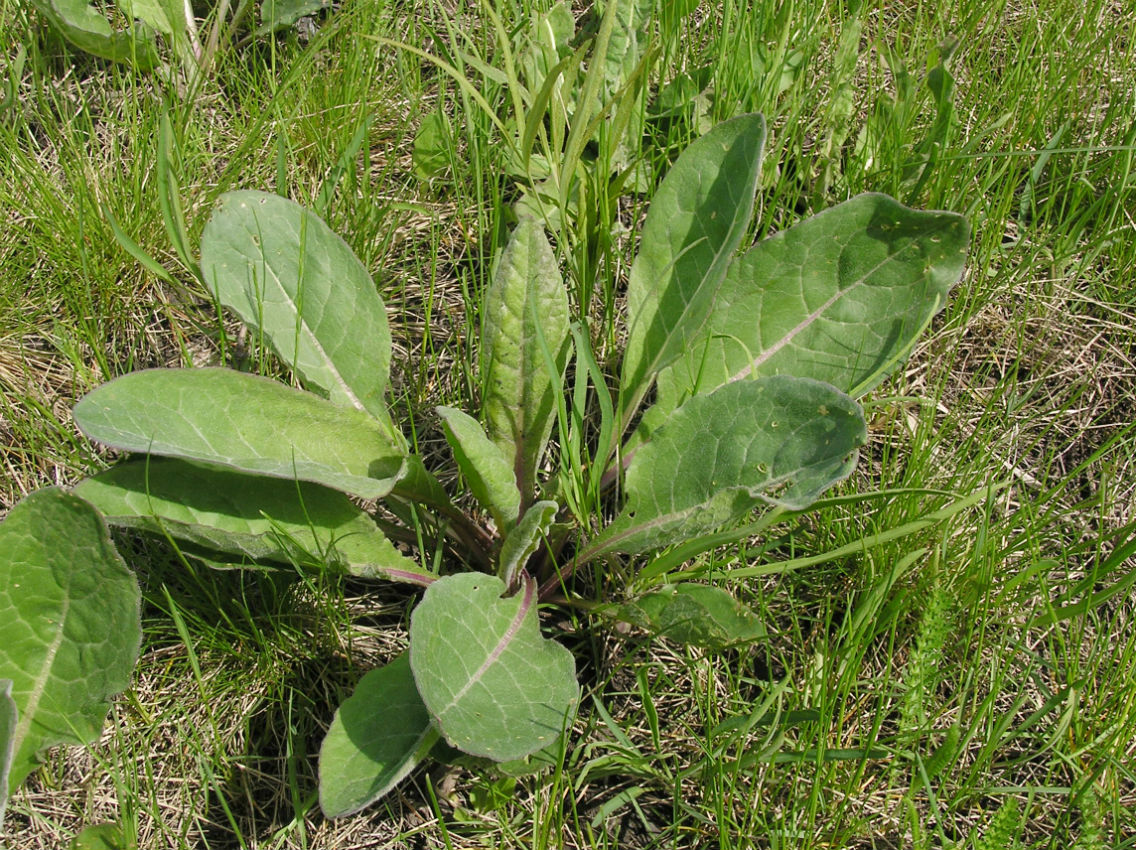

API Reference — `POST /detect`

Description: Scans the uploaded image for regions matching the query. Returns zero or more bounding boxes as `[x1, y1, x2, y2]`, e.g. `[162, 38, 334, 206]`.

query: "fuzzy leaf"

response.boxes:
[620, 113, 766, 418]
[410, 574, 578, 761]
[27, 0, 159, 67]
[73, 368, 406, 500]
[498, 501, 557, 589]
[649, 194, 970, 428]
[613, 584, 766, 649]
[319, 654, 439, 817]
[0, 489, 141, 793]
[589, 377, 866, 557]
[201, 191, 395, 430]
[481, 218, 570, 499]
[0, 680, 14, 830]
[437, 406, 522, 531]
[73, 459, 431, 584]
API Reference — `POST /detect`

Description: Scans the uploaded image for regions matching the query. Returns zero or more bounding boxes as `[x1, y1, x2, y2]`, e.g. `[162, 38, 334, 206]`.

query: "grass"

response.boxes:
[1, 0, 1134, 846]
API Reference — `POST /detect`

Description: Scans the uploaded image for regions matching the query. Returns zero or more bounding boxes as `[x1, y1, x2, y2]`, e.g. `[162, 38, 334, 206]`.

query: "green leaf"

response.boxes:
[437, 406, 522, 531]
[620, 113, 766, 422]
[26, 0, 159, 68]
[73, 459, 432, 585]
[69, 823, 137, 850]
[410, 574, 578, 761]
[319, 654, 439, 818]
[200, 191, 396, 430]
[412, 112, 451, 179]
[0, 489, 141, 792]
[0, 680, 15, 830]
[611, 584, 766, 649]
[481, 217, 570, 499]
[588, 377, 866, 557]
[498, 500, 557, 589]
[258, 0, 326, 32]
[649, 194, 970, 427]
[73, 368, 406, 500]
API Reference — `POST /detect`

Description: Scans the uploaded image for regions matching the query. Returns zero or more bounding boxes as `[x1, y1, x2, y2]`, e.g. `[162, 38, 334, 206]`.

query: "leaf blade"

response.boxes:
[0, 489, 141, 791]
[73, 369, 406, 499]
[437, 406, 522, 531]
[409, 574, 578, 761]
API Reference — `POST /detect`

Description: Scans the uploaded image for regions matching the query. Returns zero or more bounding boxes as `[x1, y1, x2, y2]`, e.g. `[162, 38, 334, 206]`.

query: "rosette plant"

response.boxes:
[0, 113, 969, 820]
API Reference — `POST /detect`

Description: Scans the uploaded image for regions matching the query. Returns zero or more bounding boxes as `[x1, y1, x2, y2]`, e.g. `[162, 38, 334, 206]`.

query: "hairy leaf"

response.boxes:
[589, 377, 866, 557]
[74, 459, 431, 584]
[73, 368, 406, 499]
[201, 191, 395, 430]
[498, 501, 557, 589]
[27, 0, 159, 67]
[649, 194, 970, 429]
[0, 489, 141, 793]
[620, 113, 766, 420]
[437, 406, 522, 531]
[410, 574, 578, 761]
[613, 584, 766, 649]
[481, 217, 570, 500]
[0, 680, 14, 829]
[319, 654, 439, 817]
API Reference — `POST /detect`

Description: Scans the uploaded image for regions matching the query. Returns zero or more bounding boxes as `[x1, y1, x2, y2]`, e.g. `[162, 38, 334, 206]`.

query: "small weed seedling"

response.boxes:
[0, 113, 969, 821]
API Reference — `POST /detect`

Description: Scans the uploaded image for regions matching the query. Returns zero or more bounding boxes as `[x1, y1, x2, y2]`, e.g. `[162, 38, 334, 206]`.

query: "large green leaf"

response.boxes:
[437, 406, 522, 531]
[409, 573, 578, 761]
[587, 377, 866, 558]
[619, 113, 766, 422]
[73, 459, 432, 585]
[27, 0, 159, 68]
[0, 489, 141, 793]
[481, 217, 570, 500]
[73, 368, 406, 499]
[648, 194, 970, 430]
[200, 191, 395, 430]
[319, 653, 439, 817]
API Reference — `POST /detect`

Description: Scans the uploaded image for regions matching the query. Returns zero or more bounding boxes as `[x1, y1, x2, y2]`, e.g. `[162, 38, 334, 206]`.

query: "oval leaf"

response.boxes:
[410, 573, 578, 761]
[437, 406, 522, 531]
[650, 194, 969, 423]
[27, 0, 160, 68]
[589, 377, 866, 557]
[201, 191, 395, 428]
[481, 217, 570, 499]
[0, 489, 141, 792]
[319, 654, 439, 818]
[73, 459, 432, 585]
[73, 368, 406, 499]
[620, 113, 766, 419]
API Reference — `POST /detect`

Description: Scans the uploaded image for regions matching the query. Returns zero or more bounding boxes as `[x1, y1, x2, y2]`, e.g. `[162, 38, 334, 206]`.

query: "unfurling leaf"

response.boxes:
[410, 574, 578, 761]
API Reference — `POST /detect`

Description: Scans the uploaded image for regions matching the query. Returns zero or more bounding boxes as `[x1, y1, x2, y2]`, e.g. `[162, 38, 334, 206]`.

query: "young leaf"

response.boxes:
[73, 459, 433, 585]
[0, 680, 15, 829]
[319, 654, 439, 818]
[410, 573, 578, 761]
[481, 217, 570, 500]
[73, 368, 406, 500]
[609, 584, 767, 650]
[436, 406, 522, 531]
[586, 376, 866, 558]
[0, 489, 141, 794]
[649, 193, 970, 427]
[619, 113, 766, 424]
[499, 500, 557, 590]
[200, 191, 396, 430]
